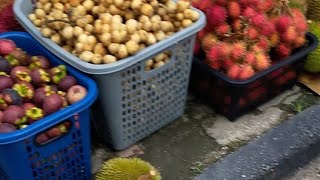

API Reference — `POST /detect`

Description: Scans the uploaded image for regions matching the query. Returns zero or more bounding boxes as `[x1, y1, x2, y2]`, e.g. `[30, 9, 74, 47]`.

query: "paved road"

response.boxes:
[284, 155, 320, 180]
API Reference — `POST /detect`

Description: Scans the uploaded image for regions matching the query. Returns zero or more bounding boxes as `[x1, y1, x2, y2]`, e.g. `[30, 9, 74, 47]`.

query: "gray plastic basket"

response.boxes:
[13, 0, 206, 150]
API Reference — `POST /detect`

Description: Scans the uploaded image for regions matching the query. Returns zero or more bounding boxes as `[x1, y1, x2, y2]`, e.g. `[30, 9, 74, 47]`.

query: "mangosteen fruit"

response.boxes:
[2, 105, 26, 125]
[31, 68, 51, 87]
[22, 103, 36, 112]
[43, 94, 63, 115]
[66, 85, 87, 104]
[2, 89, 23, 105]
[0, 57, 11, 73]
[26, 107, 44, 123]
[0, 123, 17, 133]
[9, 48, 27, 66]
[0, 110, 3, 123]
[35, 133, 49, 144]
[33, 86, 55, 107]
[29, 56, 51, 70]
[10, 66, 31, 82]
[12, 82, 34, 101]
[0, 75, 13, 92]
[0, 39, 17, 56]
[46, 127, 62, 138]
[49, 65, 67, 84]
[58, 75, 77, 92]
[0, 94, 8, 110]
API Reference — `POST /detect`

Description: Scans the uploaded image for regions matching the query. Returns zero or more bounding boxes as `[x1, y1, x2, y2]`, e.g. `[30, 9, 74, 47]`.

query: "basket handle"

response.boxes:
[33, 114, 80, 146]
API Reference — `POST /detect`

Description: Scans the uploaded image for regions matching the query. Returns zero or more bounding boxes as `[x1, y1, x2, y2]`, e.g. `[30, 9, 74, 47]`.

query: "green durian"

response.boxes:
[304, 21, 320, 73]
[96, 157, 162, 180]
[307, 0, 320, 20]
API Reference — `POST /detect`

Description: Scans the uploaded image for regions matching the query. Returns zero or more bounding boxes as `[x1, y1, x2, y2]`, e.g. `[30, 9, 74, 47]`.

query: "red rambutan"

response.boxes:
[245, 27, 259, 40]
[276, 43, 291, 58]
[222, 59, 234, 69]
[239, 64, 255, 80]
[193, 0, 212, 12]
[256, 38, 270, 50]
[275, 16, 292, 33]
[206, 6, 227, 27]
[250, 14, 268, 29]
[206, 45, 220, 63]
[281, 26, 298, 43]
[254, 53, 271, 71]
[218, 42, 231, 58]
[294, 36, 306, 48]
[201, 33, 218, 52]
[194, 41, 201, 55]
[228, 1, 241, 19]
[244, 51, 256, 65]
[270, 33, 280, 47]
[215, 0, 228, 6]
[232, 19, 242, 31]
[227, 64, 241, 79]
[259, 0, 275, 12]
[215, 24, 230, 36]
[230, 43, 246, 60]
[260, 22, 276, 37]
[242, 7, 257, 18]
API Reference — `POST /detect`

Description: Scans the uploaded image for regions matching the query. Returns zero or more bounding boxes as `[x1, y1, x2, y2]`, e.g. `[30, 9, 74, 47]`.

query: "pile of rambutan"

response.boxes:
[192, 0, 308, 80]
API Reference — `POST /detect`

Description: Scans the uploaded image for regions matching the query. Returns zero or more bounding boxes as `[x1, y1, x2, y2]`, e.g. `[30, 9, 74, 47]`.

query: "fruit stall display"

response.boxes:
[0, 32, 98, 180]
[13, 0, 206, 150]
[189, 0, 318, 120]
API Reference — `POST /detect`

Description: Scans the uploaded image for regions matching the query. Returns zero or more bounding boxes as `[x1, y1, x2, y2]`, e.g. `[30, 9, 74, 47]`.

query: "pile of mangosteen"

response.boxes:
[0, 38, 87, 142]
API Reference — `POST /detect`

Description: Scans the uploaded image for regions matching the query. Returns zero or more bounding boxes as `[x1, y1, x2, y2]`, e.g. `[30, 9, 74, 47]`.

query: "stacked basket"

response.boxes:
[13, 0, 206, 150]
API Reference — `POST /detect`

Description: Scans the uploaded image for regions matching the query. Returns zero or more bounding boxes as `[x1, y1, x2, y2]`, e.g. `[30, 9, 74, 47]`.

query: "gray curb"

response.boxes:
[195, 104, 320, 180]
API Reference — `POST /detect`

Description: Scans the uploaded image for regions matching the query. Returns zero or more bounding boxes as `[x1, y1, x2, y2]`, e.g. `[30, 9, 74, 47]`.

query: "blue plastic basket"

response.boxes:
[0, 32, 98, 180]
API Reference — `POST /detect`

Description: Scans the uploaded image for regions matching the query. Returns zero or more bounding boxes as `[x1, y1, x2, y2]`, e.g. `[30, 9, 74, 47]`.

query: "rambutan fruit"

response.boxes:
[201, 33, 218, 52]
[244, 51, 256, 65]
[194, 41, 201, 55]
[207, 59, 221, 70]
[228, 1, 241, 19]
[245, 27, 259, 40]
[275, 16, 292, 33]
[206, 46, 220, 62]
[276, 43, 291, 58]
[242, 7, 257, 18]
[197, 29, 207, 40]
[215, 24, 230, 36]
[206, 6, 227, 27]
[239, 64, 255, 80]
[251, 44, 264, 54]
[254, 53, 271, 71]
[230, 42, 246, 60]
[270, 33, 280, 47]
[294, 36, 306, 48]
[247, 0, 260, 8]
[222, 59, 234, 69]
[250, 14, 268, 29]
[218, 42, 231, 58]
[260, 22, 276, 37]
[215, 0, 227, 6]
[193, 0, 212, 12]
[259, 0, 275, 12]
[232, 19, 242, 31]
[281, 26, 298, 43]
[256, 38, 270, 50]
[227, 64, 241, 79]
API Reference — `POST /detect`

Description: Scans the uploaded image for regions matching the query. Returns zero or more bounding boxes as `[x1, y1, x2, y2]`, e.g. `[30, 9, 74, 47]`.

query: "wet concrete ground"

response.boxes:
[284, 155, 320, 180]
[90, 84, 320, 180]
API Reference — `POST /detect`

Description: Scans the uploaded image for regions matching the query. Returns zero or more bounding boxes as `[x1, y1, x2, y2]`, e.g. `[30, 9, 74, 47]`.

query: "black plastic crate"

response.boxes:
[190, 32, 318, 121]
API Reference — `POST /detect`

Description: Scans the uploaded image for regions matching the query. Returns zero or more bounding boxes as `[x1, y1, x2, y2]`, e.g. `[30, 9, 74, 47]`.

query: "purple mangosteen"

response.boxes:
[9, 48, 28, 66]
[2, 105, 26, 125]
[0, 110, 3, 123]
[29, 56, 51, 70]
[0, 39, 17, 56]
[33, 86, 55, 107]
[0, 57, 11, 73]
[26, 107, 44, 124]
[49, 65, 67, 84]
[22, 103, 36, 112]
[0, 123, 17, 133]
[31, 68, 51, 86]
[0, 94, 8, 110]
[0, 75, 14, 92]
[58, 75, 77, 92]
[2, 89, 23, 106]
[12, 82, 34, 102]
[35, 133, 49, 144]
[42, 94, 63, 115]
[10, 66, 31, 82]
